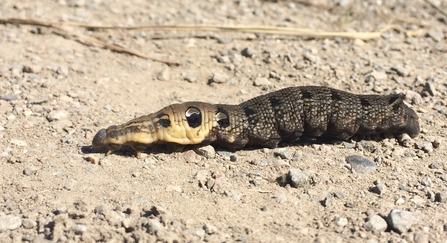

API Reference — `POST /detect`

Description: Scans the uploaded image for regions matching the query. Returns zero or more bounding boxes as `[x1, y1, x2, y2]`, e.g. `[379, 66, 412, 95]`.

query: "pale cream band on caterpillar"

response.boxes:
[92, 86, 420, 158]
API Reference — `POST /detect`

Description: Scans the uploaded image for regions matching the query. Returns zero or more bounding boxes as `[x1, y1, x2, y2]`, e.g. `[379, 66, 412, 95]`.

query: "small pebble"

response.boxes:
[370, 180, 387, 195]
[420, 177, 432, 187]
[225, 190, 242, 201]
[47, 110, 69, 121]
[413, 232, 428, 243]
[1, 94, 18, 101]
[423, 82, 436, 96]
[63, 180, 77, 191]
[416, 142, 433, 153]
[103, 104, 113, 111]
[367, 70, 387, 81]
[195, 170, 209, 188]
[346, 155, 376, 173]
[0, 215, 22, 230]
[203, 223, 218, 234]
[183, 150, 201, 163]
[122, 217, 136, 229]
[216, 151, 235, 160]
[387, 209, 420, 234]
[427, 191, 436, 201]
[94, 205, 107, 214]
[231, 53, 242, 62]
[275, 193, 287, 203]
[146, 218, 163, 234]
[57, 65, 69, 76]
[336, 217, 348, 227]
[71, 224, 88, 234]
[334, 191, 345, 199]
[273, 148, 294, 160]
[22, 219, 37, 229]
[426, 30, 444, 42]
[183, 228, 205, 240]
[205, 178, 215, 190]
[23, 64, 42, 73]
[395, 197, 405, 205]
[303, 52, 319, 63]
[322, 195, 333, 207]
[287, 169, 310, 188]
[356, 141, 377, 153]
[23, 167, 37, 176]
[410, 195, 425, 205]
[184, 75, 197, 83]
[343, 142, 355, 149]
[157, 68, 170, 81]
[253, 77, 271, 86]
[209, 72, 229, 85]
[216, 37, 231, 44]
[435, 191, 447, 202]
[216, 55, 230, 63]
[391, 65, 410, 77]
[194, 145, 216, 159]
[364, 215, 387, 233]
[432, 138, 441, 149]
[241, 47, 254, 58]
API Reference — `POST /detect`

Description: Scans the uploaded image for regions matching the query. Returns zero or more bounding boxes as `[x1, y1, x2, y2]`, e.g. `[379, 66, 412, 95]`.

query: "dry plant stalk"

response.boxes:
[0, 17, 389, 64]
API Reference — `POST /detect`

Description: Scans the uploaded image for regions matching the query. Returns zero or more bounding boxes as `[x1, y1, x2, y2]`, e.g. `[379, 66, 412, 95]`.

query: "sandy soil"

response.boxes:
[1, 0, 447, 242]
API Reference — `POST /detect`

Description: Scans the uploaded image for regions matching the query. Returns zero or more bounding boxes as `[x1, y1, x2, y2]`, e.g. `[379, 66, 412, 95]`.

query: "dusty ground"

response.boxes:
[1, 0, 447, 242]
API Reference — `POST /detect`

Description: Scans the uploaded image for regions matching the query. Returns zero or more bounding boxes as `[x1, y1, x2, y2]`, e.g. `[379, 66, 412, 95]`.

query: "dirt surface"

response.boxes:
[1, 0, 447, 242]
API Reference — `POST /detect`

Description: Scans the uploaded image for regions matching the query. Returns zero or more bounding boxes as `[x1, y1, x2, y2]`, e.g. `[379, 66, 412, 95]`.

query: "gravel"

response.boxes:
[183, 75, 197, 83]
[303, 52, 320, 63]
[241, 47, 254, 58]
[387, 209, 420, 234]
[435, 191, 447, 202]
[209, 72, 230, 85]
[345, 155, 376, 173]
[391, 65, 410, 77]
[287, 169, 310, 188]
[367, 70, 387, 81]
[253, 77, 271, 86]
[370, 180, 387, 195]
[273, 148, 295, 160]
[183, 150, 201, 163]
[195, 145, 216, 159]
[157, 68, 170, 81]
[47, 110, 69, 122]
[363, 215, 387, 233]
[0, 215, 22, 230]
[0, 94, 18, 101]
[0, 0, 445, 242]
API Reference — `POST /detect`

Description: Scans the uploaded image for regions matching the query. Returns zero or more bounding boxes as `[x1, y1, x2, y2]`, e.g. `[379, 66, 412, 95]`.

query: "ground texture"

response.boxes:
[1, 0, 447, 242]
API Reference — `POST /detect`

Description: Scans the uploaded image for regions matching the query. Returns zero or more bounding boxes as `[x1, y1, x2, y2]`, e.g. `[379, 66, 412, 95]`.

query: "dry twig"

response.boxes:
[0, 17, 389, 64]
[0, 18, 180, 66]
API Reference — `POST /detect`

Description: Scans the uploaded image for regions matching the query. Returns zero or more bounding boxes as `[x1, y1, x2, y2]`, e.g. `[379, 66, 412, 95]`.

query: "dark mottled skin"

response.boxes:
[209, 86, 419, 150]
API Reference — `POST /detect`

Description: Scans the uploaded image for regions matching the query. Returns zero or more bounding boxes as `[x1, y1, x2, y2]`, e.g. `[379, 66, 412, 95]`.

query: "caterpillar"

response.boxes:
[92, 86, 420, 158]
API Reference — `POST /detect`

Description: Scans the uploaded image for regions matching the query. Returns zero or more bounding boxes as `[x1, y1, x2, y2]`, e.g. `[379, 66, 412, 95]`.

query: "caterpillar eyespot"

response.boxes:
[185, 106, 201, 128]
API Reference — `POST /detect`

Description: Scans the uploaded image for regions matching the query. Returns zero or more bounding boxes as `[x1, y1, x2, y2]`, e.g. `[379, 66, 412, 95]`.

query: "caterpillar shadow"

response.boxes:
[81, 133, 400, 158]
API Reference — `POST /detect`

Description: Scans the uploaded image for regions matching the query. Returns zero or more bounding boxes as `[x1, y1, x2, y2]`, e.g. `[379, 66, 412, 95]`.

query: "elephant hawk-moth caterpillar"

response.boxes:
[92, 86, 420, 158]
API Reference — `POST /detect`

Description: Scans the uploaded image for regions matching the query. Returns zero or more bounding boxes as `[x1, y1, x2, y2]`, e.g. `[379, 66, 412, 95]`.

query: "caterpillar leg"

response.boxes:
[128, 143, 148, 159]
[106, 144, 122, 157]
